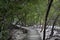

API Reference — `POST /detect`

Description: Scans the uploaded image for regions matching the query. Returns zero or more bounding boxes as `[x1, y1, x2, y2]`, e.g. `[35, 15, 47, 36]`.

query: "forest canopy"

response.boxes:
[0, 0, 60, 40]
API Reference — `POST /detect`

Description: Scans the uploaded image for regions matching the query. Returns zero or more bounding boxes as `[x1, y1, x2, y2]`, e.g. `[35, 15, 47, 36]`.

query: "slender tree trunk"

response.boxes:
[50, 15, 60, 37]
[43, 0, 53, 40]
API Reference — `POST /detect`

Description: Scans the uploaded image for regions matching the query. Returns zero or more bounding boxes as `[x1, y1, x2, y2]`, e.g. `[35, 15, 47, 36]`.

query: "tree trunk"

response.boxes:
[50, 15, 60, 37]
[43, 0, 53, 40]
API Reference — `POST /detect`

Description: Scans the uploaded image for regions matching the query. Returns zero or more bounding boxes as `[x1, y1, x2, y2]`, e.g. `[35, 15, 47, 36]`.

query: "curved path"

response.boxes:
[15, 25, 60, 40]
[21, 27, 41, 40]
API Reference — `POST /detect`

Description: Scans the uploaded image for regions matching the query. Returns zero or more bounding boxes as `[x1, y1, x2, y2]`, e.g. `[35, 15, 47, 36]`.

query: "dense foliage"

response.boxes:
[0, 0, 60, 40]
